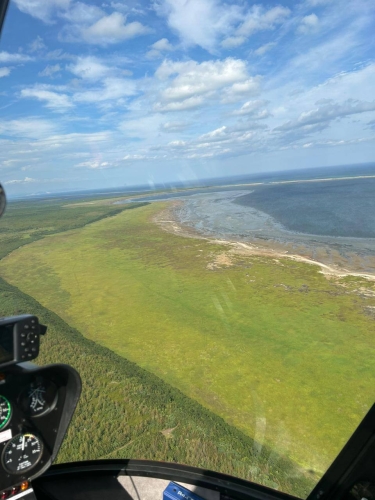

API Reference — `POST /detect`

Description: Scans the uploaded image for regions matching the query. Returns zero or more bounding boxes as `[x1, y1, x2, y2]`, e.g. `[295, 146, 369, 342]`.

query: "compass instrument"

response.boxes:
[19, 379, 58, 417]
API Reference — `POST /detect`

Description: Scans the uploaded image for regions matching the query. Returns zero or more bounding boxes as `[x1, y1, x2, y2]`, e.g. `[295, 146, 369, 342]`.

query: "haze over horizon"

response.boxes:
[0, 0, 374, 196]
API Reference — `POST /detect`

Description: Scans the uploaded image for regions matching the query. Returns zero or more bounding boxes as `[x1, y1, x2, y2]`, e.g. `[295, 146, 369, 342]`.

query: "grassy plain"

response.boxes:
[0, 277, 312, 496]
[1, 201, 374, 479]
[0, 199, 314, 497]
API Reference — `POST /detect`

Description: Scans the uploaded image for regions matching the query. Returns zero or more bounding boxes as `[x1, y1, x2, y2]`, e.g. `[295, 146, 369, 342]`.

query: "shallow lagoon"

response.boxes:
[172, 184, 375, 275]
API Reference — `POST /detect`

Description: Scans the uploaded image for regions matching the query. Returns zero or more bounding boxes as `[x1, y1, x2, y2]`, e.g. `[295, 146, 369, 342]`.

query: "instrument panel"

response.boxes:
[0, 363, 81, 494]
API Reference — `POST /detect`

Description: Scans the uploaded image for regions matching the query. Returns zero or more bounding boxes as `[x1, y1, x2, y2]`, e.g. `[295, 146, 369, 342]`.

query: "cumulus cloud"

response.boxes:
[13, 0, 70, 23]
[67, 56, 111, 80]
[155, 0, 242, 52]
[297, 13, 319, 34]
[221, 77, 261, 103]
[154, 58, 253, 111]
[154, 96, 205, 112]
[199, 126, 227, 142]
[152, 38, 174, 51]
[146, 38, 174, 58]
[233, 100, 271, 118]
[155, 119, 266, 160]
[0, 67, 11, 78]
[82, 12, 152, 44]
[20, 86, 73, 111]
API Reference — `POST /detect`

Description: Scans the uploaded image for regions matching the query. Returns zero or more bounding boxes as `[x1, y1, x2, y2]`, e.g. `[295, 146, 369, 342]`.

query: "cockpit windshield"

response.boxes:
[0, 0, 374, 498]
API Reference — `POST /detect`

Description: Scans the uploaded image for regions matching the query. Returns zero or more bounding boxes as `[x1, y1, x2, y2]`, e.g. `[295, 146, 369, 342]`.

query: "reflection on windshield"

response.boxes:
[0, 0, 374, 498]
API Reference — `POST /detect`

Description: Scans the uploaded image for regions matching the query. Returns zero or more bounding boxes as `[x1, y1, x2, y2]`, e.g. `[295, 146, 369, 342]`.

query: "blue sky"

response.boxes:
[0, 0, 374, 196]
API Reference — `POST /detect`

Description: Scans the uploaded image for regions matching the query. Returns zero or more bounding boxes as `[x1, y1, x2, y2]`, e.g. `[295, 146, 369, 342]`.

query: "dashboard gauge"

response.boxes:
[2, 433, 43, 474]
[0, 396, 11, 430]
[19, 379, 58, 417]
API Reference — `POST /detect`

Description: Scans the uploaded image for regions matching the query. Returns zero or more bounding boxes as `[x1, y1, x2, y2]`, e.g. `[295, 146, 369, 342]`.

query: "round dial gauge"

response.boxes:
[0, 396, 11, 430]
[2, 433, 43, 474]
[19, 379, 58, 417]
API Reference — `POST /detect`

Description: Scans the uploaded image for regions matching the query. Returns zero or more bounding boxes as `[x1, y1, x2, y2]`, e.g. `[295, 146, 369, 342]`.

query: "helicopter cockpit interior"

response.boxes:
[0, 1, 374, 500]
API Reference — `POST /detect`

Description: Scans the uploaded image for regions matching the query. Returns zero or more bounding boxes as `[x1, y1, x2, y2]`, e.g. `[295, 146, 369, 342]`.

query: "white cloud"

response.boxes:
[161, 121, 189, 132]
[156, 58, 248, 101]
[307, 0, 332, 5]
[221, 5, 290, 49]
[275, 99, 375, 132]
[221, 77, 261, 103]
[221, 36, 246, 49]
[233, 100, 270, 118]
[156, 0, 242, 52]
[73, 77, 136, 103]
[46, 49, 74, 61]
[61, 1, 104, 24]
[123, 154, 147, 160]
[167, 140, 186, 148]
[110, 2, 146, 16]
[146, 38, 174, 58]
[20, 87, 73, 111]
[4, 177, 36, 185]
[254, 42, 276, 56]
[298, 13, 319, 34]
[38, 64, 61, 77]
[221, 5, 289, 49]
[67, 56, 111, 81]
[199, 126, 227, 141]
[28, 36, 46, 52]
[237, 5, 290, 37]
[154, 96, 205, 112]
[0, 52, 32, 63]
[38, 131, 112, 147]
[152, 38, 174, 51]
[13, 0, 70, 23]
[153, 58, 261, 111]
[82, 12, 152, 44]
[76, 160, 111, 169]
[0, 68, 11, 78]
[0, 118, 57, 139]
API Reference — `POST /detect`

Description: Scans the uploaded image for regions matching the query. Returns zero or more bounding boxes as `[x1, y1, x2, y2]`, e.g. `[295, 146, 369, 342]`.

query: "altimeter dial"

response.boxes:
[19, 379, 58, 417]
[2, 433, 43, 474]
[0, 396, 11, 430]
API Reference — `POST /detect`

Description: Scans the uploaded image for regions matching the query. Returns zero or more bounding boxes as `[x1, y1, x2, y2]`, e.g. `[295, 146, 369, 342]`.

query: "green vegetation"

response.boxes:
[0, 198, 149, 260]
[1, 201, 374, 485]
[0, 277, 313, 496]
[0, 198, 315, 497]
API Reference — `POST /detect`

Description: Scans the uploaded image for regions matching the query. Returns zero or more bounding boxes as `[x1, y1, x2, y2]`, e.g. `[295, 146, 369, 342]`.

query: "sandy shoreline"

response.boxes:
[154, 200, 375, 283]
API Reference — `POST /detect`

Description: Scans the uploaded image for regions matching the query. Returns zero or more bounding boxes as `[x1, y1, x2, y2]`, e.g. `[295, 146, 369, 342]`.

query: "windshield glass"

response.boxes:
[0, 0, 374, 497]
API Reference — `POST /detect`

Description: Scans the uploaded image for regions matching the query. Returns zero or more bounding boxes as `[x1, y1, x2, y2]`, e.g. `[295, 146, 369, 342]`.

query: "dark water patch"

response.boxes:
[234, 178, 375, 239]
